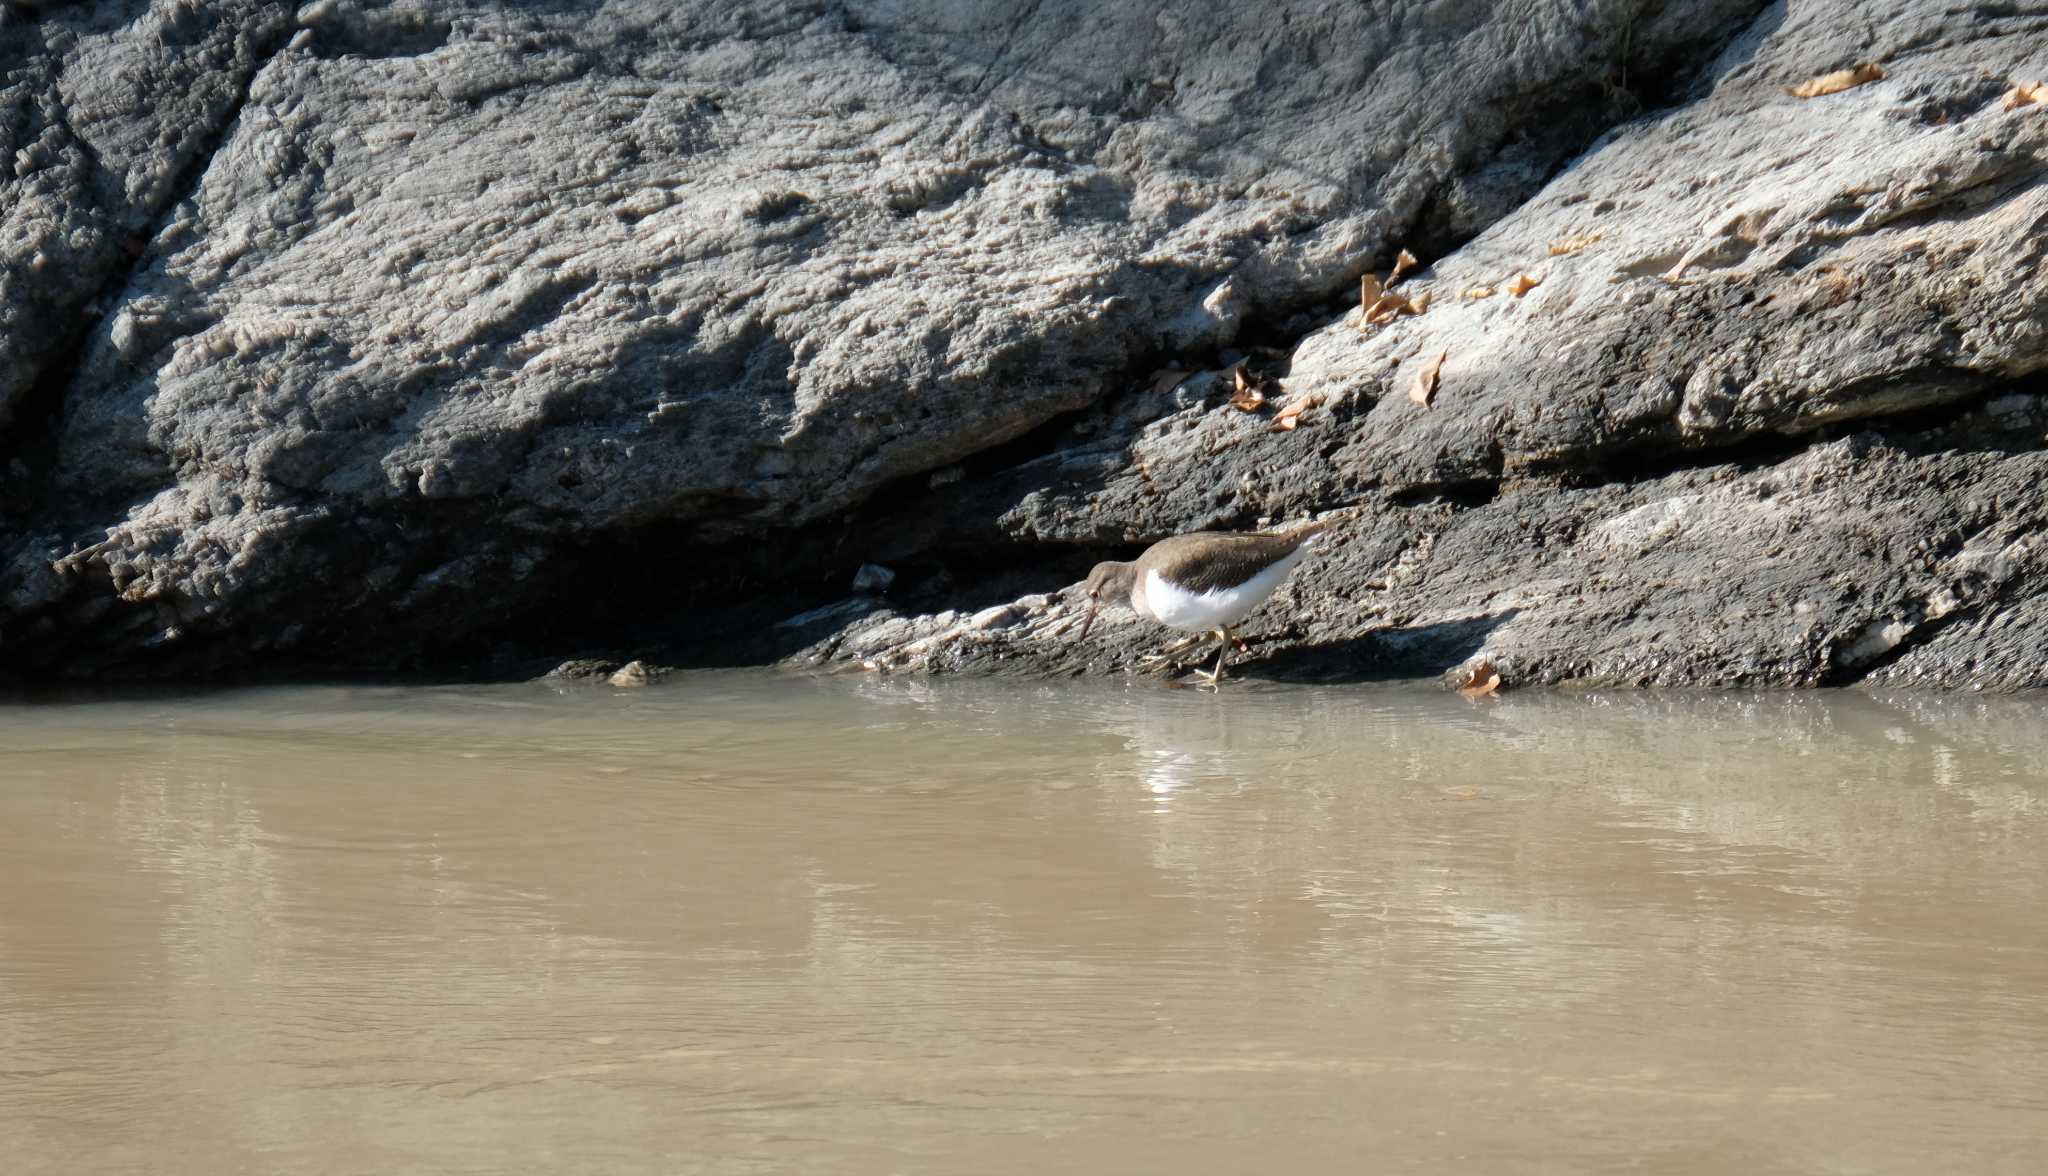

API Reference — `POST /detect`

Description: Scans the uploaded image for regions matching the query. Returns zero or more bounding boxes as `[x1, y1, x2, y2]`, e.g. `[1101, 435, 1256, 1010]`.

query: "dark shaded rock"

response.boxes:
[814, 407, 2048, 691]
[545, 657, 622, 680]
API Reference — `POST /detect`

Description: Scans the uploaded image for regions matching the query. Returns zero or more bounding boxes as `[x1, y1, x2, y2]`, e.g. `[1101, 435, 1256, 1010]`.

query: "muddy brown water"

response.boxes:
[2, 675, 2045, 1174]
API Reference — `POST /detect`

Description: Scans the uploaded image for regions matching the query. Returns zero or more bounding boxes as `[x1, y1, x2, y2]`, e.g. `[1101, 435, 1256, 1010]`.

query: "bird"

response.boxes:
[1076, 520, 1329, 683]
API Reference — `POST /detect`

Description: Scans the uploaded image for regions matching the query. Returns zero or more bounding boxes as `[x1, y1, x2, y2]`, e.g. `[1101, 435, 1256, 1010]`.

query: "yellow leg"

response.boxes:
[1196, 628, 1231, 685]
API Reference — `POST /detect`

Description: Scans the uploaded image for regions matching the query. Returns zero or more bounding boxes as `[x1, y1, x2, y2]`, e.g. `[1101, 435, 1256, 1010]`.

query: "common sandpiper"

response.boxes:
[1077, 521, 1329, 683]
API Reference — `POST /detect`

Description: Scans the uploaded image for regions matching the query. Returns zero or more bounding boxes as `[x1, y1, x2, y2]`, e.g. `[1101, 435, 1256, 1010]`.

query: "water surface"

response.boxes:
[3, 675, 2045, 1173]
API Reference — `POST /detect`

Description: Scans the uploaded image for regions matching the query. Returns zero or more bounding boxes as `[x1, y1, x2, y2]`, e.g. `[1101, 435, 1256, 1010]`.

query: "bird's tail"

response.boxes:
[1275, 516, 1337, 547]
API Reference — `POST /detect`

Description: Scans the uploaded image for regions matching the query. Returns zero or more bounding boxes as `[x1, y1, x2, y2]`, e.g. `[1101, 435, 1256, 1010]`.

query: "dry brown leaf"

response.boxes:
[1464, 285, 1495, 300]
[1228, 363, 1266, 412]
[1357, 274, 1385, 329]
[1363, 286, 1435, 325]
[1150, 368, 1191, 395]
[1547, 233, 1602, 256]
[1458, 660, 1502, 698]
[1388, 248, 1420, 285]
[1269, 392, 1320, 431]
[1409, 347, 1447, 409]
[1506, 272, 1542, 297]
[2003, 80, 2048, 110]
[1784, 62, 1885, 99]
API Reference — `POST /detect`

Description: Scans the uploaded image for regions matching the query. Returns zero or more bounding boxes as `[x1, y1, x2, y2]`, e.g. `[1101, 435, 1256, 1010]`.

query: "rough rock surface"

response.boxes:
[0, 1, 292, 431]
[1, 0, 2045, 689]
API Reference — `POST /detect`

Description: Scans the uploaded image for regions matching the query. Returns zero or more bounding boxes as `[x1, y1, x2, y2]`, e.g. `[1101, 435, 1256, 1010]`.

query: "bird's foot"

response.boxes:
[1136, 635, 1207, 671]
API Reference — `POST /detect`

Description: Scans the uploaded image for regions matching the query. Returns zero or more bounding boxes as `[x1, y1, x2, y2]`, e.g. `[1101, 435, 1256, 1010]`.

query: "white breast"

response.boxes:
[1139, 545, 1308, 634]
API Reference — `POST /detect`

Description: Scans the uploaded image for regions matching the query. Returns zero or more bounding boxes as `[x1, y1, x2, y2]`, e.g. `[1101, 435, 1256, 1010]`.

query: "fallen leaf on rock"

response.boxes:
[1228, 363, 1265, 411]
[1506, 272, 1542, 296]
[2003, 80, 2048, 110]
[1150, 368, 1191, 395]
[1409, 347, 1447, 408]
[1389, 248, 1420, 285]
[1784, 62, 1884, 99]
[1364, 292, 1406, 325]
[1357, 274, 1385, 329]
[1364, 285, 1435, 325]
[1270, 392, 1321, 431]
[1548, 233, 1602, 256]
[1458, 659, 1502, 698]
[1464, 285, 1495, 300]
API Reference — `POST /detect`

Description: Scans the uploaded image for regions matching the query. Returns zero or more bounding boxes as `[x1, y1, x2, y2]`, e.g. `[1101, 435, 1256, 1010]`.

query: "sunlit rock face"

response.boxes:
[1, 0, 2044, 688]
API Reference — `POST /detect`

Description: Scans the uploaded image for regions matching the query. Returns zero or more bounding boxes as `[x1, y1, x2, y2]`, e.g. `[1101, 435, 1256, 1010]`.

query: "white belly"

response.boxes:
[1139, 547, 1307, 634]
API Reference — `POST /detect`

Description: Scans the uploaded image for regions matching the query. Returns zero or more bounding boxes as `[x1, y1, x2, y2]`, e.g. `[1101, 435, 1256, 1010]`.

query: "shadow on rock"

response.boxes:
[1249, 609, 1521, 683]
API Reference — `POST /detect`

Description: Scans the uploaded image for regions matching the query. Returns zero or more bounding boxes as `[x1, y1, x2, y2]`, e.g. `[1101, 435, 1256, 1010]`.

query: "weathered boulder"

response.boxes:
[798, 0, 2048, 689]
[0, 0, 2043, 688]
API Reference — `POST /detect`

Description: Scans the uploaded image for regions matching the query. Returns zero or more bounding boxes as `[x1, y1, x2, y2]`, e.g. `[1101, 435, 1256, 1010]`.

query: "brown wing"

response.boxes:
[1139, 523, 1326, 593]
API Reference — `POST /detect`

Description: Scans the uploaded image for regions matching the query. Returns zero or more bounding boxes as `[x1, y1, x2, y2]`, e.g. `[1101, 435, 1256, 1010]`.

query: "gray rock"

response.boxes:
[788, 0, 2048, 690]
[1, 0, 2045, 691]
[545, 657, 622, 680]
[0, 1, 293, 432]
[821, 416, 2048, 690]
[607, 658, 658, 687]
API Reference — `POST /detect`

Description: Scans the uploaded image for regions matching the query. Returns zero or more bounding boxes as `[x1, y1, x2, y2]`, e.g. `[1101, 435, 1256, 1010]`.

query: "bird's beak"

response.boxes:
[1077, 596, 1099, 641]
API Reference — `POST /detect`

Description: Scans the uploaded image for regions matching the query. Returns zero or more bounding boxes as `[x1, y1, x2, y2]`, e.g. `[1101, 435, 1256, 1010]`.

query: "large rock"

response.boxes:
[1, 0, 2044, 689]
[797, 0, 2048, 689]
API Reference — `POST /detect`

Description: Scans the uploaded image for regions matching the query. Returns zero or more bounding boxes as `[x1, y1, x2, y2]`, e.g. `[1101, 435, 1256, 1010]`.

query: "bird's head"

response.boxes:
[1077, 561, 1137, 641]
